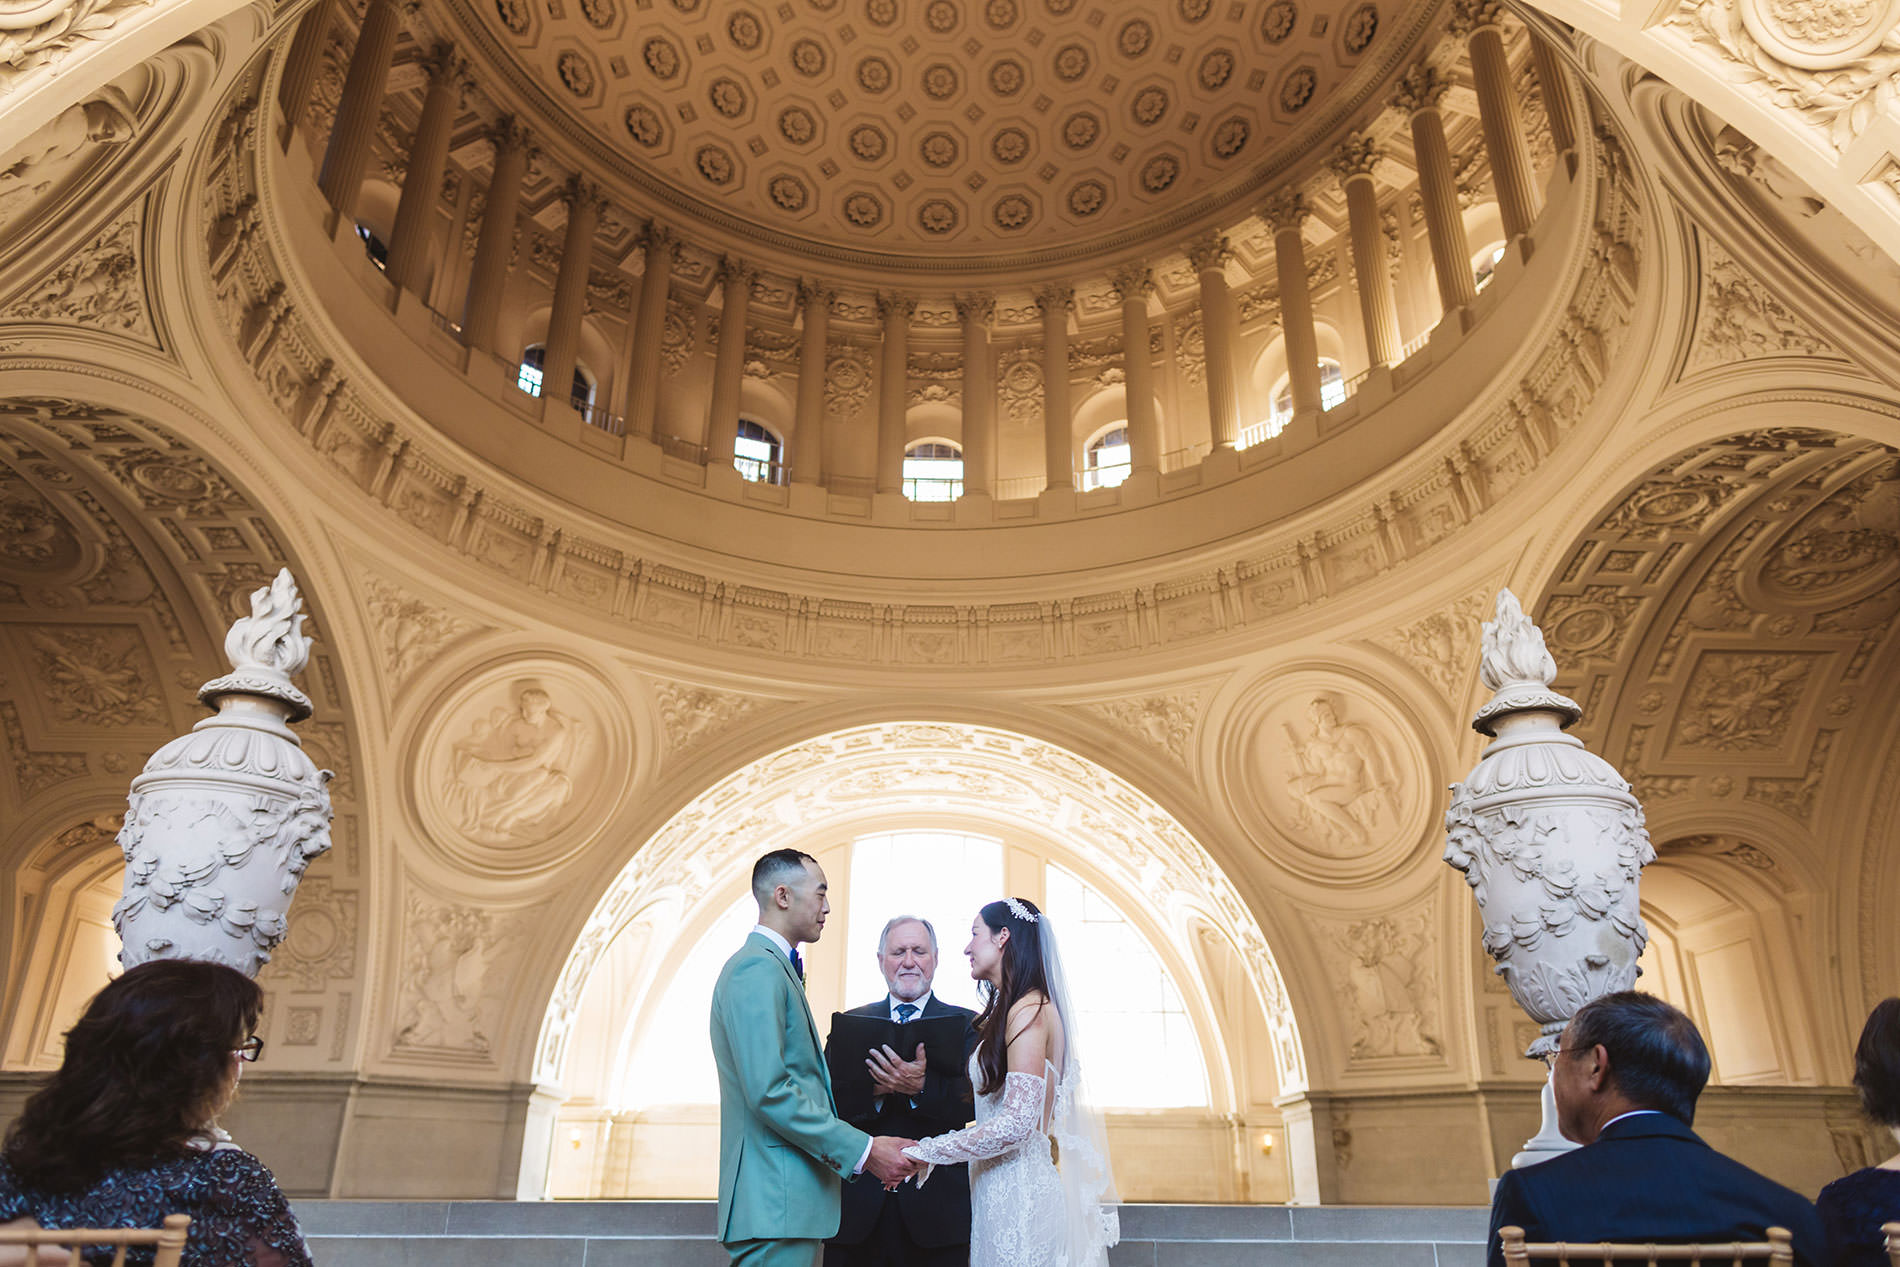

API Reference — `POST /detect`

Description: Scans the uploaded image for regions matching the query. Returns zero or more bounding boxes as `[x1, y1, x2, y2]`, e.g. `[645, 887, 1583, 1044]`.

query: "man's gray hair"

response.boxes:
[877, 915, 937, 956]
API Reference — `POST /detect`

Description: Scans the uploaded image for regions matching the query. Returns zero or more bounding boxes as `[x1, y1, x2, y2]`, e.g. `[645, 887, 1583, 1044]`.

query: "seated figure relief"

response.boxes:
[442, 684, 582, 841]
[1281, 695, 1396, 854]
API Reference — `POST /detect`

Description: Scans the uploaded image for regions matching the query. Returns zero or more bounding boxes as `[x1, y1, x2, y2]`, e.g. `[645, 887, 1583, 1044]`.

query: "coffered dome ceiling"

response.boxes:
[459, 0, 1432, 266]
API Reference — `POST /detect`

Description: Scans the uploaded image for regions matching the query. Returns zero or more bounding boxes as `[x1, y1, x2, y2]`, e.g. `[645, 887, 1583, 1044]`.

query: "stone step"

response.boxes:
[299, 1200, 1490, 1266]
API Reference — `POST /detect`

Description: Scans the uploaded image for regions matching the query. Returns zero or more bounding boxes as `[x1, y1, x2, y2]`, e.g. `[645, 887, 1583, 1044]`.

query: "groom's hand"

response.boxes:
[865, 1135, 918, 1186]
[867, 1043, 927, 1097]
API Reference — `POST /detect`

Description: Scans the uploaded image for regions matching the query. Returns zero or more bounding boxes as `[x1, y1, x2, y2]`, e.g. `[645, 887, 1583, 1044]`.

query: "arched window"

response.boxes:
[354, 223, 389, 272]
[517, 344, 595, 411]
[1265, 359, 1347, 436]
[1472, 242, 1507, 292]
[903, 440, 963, 501]
[733, 419, 785, 485]
[1082, 425, 1131, 490]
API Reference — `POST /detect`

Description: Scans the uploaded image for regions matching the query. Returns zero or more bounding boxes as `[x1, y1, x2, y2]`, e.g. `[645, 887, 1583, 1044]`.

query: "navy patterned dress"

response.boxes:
[1817, 1166, 1900, 1267]
[0, 1148, 312, 1267]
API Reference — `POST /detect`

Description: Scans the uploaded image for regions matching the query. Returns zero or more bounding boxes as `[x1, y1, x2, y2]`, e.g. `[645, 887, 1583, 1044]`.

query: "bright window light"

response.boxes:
[903, 441, 963, 501]
[844, 831, 1004, 1014]
[1083, 426, 1131, 490]
[1045, 864, 1209, 1109]
[620, 893, 756, 1108]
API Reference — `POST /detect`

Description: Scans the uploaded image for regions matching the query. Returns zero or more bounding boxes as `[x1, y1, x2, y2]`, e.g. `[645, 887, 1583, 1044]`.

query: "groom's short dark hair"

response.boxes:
[751, 849, 817, 904]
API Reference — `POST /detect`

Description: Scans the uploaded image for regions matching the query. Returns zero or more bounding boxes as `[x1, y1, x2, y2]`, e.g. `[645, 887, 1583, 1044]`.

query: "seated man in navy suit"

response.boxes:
[1488, 991, 1824, 1267]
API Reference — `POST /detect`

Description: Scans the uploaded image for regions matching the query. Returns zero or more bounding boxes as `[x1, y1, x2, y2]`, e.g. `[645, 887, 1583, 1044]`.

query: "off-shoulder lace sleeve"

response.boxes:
[903, 1071, 1044, 1165]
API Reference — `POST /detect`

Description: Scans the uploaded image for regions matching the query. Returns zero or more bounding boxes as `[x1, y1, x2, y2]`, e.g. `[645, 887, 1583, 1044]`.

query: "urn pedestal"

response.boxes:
[1444, 590, 1655, 1166]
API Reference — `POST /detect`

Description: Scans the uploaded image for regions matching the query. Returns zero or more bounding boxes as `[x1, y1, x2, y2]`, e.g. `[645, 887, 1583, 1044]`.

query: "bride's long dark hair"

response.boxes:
[972, 897, 1049, 1097]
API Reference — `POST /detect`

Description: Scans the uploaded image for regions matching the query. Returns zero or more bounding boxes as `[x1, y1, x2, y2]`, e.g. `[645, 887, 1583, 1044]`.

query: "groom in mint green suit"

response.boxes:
[712, 849, 920, 1267]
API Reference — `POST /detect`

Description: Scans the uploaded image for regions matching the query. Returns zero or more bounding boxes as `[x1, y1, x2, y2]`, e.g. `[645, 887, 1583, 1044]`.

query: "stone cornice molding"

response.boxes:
[394, 0, 1453, 280]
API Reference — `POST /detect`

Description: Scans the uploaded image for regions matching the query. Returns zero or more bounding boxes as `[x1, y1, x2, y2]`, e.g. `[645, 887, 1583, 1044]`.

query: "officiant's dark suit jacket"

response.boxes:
[824, 994, 978, 1258]
[1486, 1113, 1825, 1267]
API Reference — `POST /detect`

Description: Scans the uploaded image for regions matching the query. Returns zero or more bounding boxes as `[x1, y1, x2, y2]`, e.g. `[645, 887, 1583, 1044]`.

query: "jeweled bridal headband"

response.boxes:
[1004, 896, 1039, 923]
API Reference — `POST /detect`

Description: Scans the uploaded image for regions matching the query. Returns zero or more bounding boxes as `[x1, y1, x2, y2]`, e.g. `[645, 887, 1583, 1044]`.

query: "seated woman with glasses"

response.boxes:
[0, 959, 312, 1267]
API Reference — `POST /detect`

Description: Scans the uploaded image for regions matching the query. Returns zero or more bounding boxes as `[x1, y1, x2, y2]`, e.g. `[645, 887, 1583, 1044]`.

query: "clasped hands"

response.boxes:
[867, 1041, 927, 1098]
[865, 1135, 922, 1191]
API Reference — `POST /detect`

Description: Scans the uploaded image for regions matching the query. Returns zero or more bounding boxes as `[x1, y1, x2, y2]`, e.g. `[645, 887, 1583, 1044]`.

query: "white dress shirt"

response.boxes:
[888, 991, 932, 1021]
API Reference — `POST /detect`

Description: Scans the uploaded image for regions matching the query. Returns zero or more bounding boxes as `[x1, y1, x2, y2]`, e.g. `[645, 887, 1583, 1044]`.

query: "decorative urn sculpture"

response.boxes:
[114, 569, 334, 977]
[1444, 590, 1654, 1165]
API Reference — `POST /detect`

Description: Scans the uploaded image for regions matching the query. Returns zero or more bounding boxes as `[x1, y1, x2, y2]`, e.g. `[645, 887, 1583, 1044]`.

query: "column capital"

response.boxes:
[954, 292, 996, 324]
[487, 113, 534, 158]
[1390, 62, 1450, 115]
[561, 173, 608, 217]
[876, 291, 917, 321]
[1448, 0, 1506, 36]
[641, 220, 680, 262]
[716, 255, 759, 289]
[796, 279, 834, 313]
[1107, 264, 1154, 301]
[1328, 132, 1382, 184]
[1183, 233, 1232, 274]
[1032, 282, 1075, 314]
[1260, 189, 1309, 232]
[419, 41, 472, 93]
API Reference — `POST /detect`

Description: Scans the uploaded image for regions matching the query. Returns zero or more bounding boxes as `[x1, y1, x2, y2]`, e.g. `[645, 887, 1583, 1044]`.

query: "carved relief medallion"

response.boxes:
[411, 656, 633, 875]
[1221, 670, 1433, 881]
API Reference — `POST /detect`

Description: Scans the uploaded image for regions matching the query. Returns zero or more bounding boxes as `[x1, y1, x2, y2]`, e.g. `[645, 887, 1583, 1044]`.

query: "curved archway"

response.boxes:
[531, 720, 1307, 1199]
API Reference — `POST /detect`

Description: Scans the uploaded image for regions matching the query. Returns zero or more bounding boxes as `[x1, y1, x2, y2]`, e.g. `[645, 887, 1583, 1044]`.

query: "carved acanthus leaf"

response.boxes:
[1073, 686, 1210, 767]
[651, 679, 763, 756]
[0, 206, 152, 343]
[1688, 234, 1841, 370]
[362, 573, 485, 689]
[0, 0, 155, 89]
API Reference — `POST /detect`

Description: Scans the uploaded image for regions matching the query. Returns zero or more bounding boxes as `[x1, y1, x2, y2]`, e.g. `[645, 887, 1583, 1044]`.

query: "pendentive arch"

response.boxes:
[0, 372, 378, 1076]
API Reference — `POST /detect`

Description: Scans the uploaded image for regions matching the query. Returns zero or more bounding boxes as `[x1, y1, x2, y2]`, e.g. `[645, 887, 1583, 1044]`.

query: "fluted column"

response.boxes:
[1454, 0, 1541, 240]
[622, 223, 677, 440]
[1035, 284, 1074, 491]
[460, 117, 532, 354]
[1108, 264, 1159, 474]
[277, 0, 335, 143]
[707, 257, 757, 464]
[793, 281, 831, 485]
[1185, 235, 1240, 449]
[1529, 34, 1578, 158]
[317, 0, 406, 218]
[875, 293, 915, 495]
[956, 293, 995, 497]
[1261, 191, 1322, 417]
[385, 44, 466, 293]
[541, 176, 605, 416]
[1393, 64, 1478, 315]
[1331, 134, 1402, 369]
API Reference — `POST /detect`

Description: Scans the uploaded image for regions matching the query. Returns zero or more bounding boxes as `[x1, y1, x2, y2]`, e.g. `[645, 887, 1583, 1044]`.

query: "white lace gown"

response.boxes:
[905, 1054, 1116, 1267]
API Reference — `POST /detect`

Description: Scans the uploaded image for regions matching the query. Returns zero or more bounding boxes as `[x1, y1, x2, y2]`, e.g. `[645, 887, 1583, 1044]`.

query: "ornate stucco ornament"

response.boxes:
[1444, 590, 1655, 1163]
[114, 569, 335, 977]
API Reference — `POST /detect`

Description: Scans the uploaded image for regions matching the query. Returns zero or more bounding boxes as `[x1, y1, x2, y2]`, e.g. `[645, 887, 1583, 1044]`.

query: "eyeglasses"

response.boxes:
[234, 1035, 264, 1063]
[1540, 1044, 1580, 1071]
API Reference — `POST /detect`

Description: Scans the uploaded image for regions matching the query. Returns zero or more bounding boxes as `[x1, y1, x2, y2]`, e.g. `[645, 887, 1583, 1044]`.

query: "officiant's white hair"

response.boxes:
[876, 915, 937, 955]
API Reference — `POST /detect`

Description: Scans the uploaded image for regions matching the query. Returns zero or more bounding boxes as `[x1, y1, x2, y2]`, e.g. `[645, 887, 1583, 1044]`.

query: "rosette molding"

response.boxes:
[1444, 589, 1655, 1168]
[114, 569, 336, 977]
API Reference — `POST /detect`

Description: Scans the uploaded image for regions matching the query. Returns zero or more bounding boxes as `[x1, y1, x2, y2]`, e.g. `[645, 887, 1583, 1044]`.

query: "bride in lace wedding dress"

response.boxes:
[904, 897, 1119, 1267]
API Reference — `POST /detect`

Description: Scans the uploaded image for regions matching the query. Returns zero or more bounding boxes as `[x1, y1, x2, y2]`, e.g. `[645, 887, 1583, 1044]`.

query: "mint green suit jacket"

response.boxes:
[710, 932, 871, 1245]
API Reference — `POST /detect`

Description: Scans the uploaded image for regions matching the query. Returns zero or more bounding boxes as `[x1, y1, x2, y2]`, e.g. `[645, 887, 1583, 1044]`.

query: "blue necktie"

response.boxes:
[789, 947, 805, 982]
[895, 1003, 918, 1023]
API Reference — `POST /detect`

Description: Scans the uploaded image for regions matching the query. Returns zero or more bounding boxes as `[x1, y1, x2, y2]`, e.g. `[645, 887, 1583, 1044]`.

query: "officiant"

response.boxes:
[824, 915, 978, 1267]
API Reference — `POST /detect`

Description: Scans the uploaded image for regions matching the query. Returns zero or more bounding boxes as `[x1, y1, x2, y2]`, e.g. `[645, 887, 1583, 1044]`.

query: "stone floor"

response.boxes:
[299, 1200, 1492, 1265]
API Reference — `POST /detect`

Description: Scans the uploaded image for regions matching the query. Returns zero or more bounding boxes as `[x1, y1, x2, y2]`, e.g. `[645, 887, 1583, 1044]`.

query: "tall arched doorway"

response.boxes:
[531, 721, 1306, 1203]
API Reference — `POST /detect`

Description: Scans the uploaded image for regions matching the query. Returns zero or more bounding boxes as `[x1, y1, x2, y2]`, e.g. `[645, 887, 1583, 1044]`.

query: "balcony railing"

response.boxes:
[735, 455, 787, 485]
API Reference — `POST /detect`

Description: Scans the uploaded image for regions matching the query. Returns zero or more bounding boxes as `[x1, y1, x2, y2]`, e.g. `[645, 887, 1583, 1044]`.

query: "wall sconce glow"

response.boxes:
[1260, 1132, 1276, 1155]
